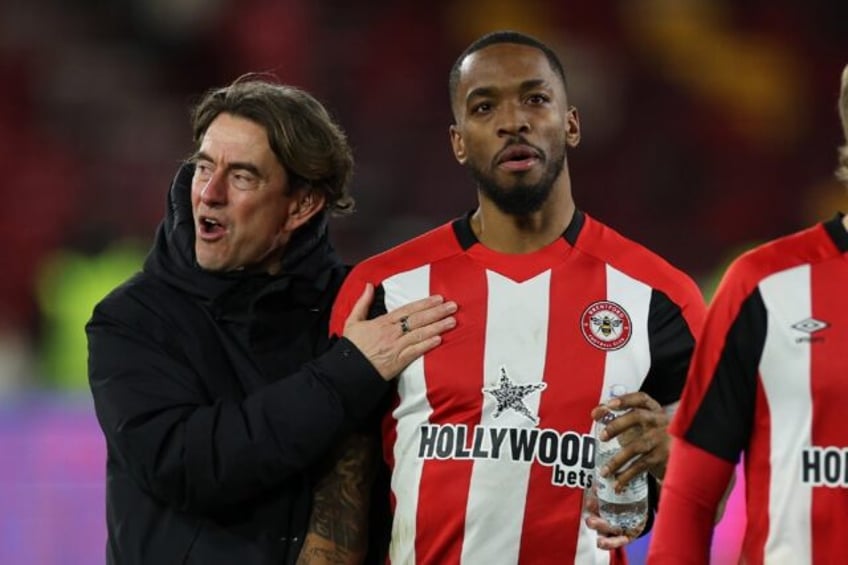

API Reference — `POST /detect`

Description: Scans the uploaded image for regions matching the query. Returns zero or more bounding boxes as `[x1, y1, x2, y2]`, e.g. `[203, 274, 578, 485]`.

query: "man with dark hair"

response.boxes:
[330, 31, 705, 563]
[86, 76, 457, 565]
[648, 64, 848, 565]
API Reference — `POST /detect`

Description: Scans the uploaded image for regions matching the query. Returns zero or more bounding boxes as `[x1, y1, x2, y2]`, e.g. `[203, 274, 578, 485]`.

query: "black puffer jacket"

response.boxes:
[87, 163, 388, 564]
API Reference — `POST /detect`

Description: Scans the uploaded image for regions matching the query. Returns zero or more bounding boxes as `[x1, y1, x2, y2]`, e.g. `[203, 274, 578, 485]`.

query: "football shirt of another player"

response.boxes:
[330, 210, 705, 565]
[652, 214, 848, 565]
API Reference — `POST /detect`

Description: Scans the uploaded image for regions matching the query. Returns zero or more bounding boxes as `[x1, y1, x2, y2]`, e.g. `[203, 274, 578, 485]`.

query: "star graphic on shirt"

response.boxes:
[482, 366, 547, 424]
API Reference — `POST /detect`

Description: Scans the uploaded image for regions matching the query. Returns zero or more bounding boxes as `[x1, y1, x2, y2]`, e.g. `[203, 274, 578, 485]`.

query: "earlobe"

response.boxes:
[449, 125, 467, 164]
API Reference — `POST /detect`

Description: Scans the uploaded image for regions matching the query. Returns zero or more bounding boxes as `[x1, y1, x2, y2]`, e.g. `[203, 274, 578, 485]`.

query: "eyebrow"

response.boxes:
[465, 79, 551, 104]
[191, 151, 262, 177]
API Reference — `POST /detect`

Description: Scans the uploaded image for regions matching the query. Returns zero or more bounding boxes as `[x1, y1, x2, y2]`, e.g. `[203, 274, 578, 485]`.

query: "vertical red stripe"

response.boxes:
[412, 255, 488, 563]
[741, 380, 770, 564]
[809, 259, 848, 564]
[516, 255, 613, 563]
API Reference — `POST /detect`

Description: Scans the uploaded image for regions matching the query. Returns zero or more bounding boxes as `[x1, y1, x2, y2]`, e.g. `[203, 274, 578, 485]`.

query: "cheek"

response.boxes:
[465, 141, 491, 168]
[190, 182, 203, 207]
[247, 202, 286, 238]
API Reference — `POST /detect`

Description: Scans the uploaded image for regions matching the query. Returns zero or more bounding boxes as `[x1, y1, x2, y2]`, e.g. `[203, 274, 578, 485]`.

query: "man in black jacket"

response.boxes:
[86, 76, 457, 564]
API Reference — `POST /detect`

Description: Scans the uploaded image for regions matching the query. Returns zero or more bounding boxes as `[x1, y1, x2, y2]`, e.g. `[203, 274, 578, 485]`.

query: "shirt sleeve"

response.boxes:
[647, 438, 735, 564]
[649, 261, 767, 562]
[671, 280, 766, 462]
[641, 289, 704, 406]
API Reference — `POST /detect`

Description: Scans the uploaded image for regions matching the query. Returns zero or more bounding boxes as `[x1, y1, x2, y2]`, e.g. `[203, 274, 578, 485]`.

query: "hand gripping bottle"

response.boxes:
[593, 384, 648, 537]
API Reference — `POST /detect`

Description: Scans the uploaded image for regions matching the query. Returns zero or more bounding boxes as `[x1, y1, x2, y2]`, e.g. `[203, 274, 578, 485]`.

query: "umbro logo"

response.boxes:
[791, 317, 829, 343]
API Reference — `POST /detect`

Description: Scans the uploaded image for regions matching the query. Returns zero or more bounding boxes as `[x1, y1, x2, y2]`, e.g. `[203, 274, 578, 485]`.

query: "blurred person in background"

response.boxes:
[647, 63, 848, 564]
[329, 31, 705, 564]
[86, 75, 456, 565]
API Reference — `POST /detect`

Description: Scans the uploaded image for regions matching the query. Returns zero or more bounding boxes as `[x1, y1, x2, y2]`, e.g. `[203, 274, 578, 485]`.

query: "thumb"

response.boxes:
[346, 283, 374, 325]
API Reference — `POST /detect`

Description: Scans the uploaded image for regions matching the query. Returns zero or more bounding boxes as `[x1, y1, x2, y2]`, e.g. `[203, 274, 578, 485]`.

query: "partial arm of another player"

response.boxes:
[648, 264, 767, 562]
[646, 438, 735, 565]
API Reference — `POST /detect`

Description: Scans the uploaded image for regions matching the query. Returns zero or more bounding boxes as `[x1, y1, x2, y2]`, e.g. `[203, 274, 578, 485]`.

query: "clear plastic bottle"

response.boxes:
[593, 384, 648, 537]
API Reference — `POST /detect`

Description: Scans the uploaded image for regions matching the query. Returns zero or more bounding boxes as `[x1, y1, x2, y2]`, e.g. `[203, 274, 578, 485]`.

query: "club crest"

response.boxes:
[580, 301, 632, 351]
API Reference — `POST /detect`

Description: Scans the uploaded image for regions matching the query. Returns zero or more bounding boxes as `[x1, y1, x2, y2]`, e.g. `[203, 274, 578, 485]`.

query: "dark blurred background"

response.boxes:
[0, 0, 846, 562]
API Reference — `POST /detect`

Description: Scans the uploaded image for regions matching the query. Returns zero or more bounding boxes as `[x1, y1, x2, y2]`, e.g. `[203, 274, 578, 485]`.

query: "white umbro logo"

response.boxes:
[791, 317, 829, 334]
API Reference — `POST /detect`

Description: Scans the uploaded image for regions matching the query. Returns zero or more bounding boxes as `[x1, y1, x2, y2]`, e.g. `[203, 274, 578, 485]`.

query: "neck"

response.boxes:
[471, 183, 575, 254]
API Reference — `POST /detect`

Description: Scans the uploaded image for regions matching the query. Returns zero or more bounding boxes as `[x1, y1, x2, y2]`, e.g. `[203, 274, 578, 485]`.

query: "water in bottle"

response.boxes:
[593, 384, 648, 537]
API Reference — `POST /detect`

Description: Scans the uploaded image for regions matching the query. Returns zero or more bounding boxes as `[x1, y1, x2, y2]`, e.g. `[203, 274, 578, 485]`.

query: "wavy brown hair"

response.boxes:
[191, 74, 355, 214]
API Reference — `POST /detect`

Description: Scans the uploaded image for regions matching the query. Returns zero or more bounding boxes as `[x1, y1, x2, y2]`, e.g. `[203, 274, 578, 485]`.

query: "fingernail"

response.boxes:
[447, 301, 458, 312]
[608, 398, 621, 409]
[600, 466, 609, 477]
[599, 430, 608, 441]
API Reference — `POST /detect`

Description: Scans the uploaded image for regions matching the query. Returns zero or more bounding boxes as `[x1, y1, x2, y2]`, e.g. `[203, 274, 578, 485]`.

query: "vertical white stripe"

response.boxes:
[759, 265, 812, 564]
[600, 266, 652, 403]
[460, 270, 550, 565]
[383, 265, 432, 565]
[574, 266, 652, 564]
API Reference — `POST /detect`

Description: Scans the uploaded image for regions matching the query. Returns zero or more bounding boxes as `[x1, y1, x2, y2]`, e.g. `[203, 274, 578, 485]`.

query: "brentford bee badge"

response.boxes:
[580, 301, 632, 351]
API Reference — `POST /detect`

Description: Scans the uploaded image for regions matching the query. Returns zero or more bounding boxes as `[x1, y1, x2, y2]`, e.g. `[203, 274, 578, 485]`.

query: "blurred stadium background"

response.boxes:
[1, 0, 846, 563]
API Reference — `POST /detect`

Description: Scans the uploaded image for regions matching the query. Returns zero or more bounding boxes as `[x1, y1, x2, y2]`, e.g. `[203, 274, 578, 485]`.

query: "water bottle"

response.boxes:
[592, 384, 648, 537]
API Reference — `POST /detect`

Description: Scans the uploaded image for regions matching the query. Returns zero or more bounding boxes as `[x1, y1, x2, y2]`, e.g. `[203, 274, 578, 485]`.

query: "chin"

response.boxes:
[195, 251, 223, 272]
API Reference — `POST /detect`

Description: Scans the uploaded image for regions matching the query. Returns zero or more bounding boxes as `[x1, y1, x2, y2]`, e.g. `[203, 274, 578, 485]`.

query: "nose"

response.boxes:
[496, 102, 530, 137]
[199, 172, 227, 206]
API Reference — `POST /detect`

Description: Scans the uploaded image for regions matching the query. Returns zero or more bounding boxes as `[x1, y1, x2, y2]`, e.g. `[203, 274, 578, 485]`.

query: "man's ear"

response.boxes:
[565, 106, 581, 148]
[449, 125, 467, 164]
[284, 189, 326, 232]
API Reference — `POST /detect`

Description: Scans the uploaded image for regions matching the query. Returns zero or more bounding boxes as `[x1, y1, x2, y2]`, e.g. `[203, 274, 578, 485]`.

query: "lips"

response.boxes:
[197, 215, 227, 241]
[495, 143, 542, 172]
[496, 144, 541, 164]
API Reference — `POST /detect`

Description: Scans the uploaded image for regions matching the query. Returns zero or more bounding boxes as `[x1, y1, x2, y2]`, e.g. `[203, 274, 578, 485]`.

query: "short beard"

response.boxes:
[468, 148, 565, 217]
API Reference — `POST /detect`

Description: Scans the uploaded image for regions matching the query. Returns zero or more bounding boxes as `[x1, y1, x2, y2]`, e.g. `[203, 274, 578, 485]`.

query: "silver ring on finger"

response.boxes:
[400, 315, 411, 334]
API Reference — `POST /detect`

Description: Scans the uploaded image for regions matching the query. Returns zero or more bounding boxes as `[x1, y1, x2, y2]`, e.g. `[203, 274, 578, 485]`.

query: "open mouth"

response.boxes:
[198, 216, 226, 239]
[496, 144, 541, 170]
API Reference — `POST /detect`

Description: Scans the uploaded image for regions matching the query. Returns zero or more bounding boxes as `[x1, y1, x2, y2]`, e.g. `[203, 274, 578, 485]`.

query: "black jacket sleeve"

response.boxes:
[87, 298, 388, 514]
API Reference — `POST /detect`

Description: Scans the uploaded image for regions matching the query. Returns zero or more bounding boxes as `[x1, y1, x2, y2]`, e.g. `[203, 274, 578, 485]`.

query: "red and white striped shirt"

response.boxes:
[331, 211, 704, 564]
[651, 214, 848, 565]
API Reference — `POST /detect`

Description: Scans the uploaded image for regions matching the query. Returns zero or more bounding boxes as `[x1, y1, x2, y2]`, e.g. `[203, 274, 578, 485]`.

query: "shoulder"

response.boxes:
[347, 220, 462, 286]
[94, 271, 156, 313]
[90, 271, 188, 331]
[330, 221, 460, 333]
[714, 222, 837, 304]
[574, 214, 703, 306]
